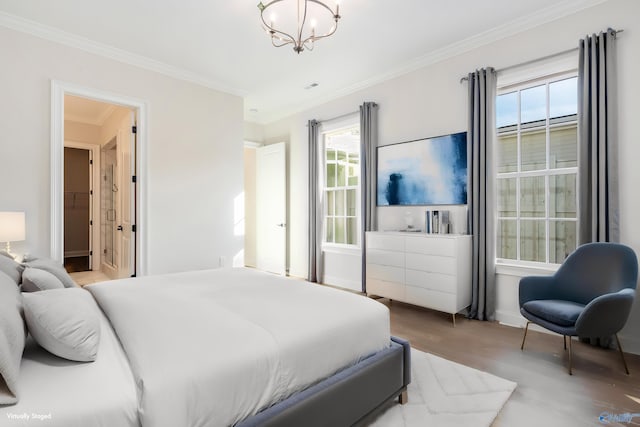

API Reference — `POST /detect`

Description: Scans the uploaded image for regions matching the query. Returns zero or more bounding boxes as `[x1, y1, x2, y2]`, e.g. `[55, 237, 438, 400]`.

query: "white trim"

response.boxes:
[321, 245, 362, 256]
[495, 262, 559, 277]
[619, 333, 640, 356]
[64, 140, 101, 270]
[0, 12, 244, 98]
[51, 80, 149, 276]
[243, 140, 263, 148]
[322, 274, 361, 292]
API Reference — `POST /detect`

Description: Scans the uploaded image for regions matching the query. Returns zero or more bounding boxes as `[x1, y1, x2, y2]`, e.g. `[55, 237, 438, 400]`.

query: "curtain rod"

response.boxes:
[307, 110, 359, 127]
[459, 28, 624, 84]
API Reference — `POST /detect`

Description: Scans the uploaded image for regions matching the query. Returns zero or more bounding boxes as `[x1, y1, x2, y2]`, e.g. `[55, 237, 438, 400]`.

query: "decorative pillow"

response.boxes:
[21, 268, 65, 293]
[22, 288, 100, 362]
[21, 253, 39, 263]
[0, 271, 26, 404]
[25, 258, 77, 288]
[0, 255, 24, 285]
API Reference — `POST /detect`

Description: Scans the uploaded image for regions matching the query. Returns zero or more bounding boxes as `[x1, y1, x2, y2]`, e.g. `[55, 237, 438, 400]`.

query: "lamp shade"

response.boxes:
[0, 212, 26, 242]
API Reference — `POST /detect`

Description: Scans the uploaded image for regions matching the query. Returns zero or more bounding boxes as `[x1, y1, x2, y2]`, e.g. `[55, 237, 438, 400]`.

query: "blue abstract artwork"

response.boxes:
[377, 132, 467, 206]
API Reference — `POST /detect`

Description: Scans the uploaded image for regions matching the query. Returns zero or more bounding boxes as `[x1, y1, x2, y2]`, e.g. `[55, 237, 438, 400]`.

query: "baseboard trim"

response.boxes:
[619, 333, 640, 356]
[322, 275, 362, 293]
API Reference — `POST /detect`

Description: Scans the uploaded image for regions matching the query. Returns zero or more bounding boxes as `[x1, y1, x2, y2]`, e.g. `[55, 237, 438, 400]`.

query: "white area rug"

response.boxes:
[368, 349, 517, 427]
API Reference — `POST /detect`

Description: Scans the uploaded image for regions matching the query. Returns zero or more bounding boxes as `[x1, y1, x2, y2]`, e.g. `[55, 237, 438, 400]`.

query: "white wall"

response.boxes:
[0, 26, 244, 275]
[243, 147, 257, 267]
[260, 0, 640, 353]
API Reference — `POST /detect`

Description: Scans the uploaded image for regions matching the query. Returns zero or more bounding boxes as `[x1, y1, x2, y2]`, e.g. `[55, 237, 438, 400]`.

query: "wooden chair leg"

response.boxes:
[520, 321, 530, 350]
[398, 390, 408, 404]
[615, 334, 630, 375]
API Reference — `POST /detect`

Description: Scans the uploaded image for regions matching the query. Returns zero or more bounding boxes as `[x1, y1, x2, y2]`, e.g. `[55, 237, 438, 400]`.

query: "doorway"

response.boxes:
[56, 87, 143, 282]
[63, 146, 92, 272]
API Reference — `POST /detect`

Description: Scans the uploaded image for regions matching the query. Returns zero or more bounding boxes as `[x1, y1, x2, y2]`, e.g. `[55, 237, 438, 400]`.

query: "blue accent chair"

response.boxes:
[519, 242, 638, 375]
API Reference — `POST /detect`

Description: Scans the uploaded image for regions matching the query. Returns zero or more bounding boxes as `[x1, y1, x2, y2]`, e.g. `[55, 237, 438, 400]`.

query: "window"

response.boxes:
[496, 74, 578, 265]
[323, 125, 360, 246]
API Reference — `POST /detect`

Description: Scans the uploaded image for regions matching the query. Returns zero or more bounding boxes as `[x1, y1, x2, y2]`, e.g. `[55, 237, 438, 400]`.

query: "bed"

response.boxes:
[1, 267, 410, 427]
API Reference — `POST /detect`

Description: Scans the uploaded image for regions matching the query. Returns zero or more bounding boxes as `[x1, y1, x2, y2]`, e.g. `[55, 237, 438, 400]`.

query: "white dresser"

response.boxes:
[365, 231, 472, 323]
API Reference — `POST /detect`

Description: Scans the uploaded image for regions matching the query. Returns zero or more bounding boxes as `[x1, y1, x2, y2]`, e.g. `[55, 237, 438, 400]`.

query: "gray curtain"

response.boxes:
[360, 102, 378, 293]
[577, 29, 619, 348]
[308, 119, 324, 283]
[578, 29, 619, 245]
[467, 68, 497, 321]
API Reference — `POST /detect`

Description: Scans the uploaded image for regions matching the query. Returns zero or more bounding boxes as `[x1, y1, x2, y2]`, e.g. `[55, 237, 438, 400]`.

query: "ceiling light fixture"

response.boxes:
[257, 0, 341, 54]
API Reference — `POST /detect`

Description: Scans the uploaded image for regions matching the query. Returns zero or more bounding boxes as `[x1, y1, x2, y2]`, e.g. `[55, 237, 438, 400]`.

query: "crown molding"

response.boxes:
[0, 11, 247, 98]
[254, 0, 609, 124]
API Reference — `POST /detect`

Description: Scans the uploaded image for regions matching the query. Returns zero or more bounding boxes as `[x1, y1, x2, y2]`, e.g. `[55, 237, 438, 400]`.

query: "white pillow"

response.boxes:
[21, 268, 65, 293]
[25, 258, 77, 288]
[0, 271, 25, 404]
[0, 255, 23, 285]
[22, 288, 100, 362]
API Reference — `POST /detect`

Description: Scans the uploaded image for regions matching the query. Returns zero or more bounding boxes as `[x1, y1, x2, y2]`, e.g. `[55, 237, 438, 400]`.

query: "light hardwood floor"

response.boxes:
[385, 299, 640, 427]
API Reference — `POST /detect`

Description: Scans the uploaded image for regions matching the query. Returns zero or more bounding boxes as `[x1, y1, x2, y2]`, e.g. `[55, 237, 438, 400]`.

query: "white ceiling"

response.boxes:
[0, 0, 605, 124]
[64, 95, 117, 126]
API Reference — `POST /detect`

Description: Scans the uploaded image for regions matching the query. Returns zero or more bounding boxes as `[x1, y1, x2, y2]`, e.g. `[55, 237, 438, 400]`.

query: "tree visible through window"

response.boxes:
[496, 75, 578, 264]
[324, 126, 360, 246]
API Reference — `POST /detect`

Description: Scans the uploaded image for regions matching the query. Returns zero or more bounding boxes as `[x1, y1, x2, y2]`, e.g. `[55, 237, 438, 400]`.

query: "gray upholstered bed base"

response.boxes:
[236, 336, 411, 427]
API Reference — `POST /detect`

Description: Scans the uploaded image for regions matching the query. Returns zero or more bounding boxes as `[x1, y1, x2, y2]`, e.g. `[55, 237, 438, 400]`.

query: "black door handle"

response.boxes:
[117, 225, 123, 231]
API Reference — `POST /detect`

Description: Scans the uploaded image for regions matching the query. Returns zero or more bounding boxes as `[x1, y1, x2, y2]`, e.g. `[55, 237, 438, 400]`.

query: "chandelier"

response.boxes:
[257, 0, 341, 54]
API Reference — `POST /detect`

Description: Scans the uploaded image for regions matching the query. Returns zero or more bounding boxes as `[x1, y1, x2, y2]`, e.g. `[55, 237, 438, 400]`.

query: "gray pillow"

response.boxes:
[23, 288, 100, 362]
[21, 268, 65, 293]
[0, 255, 24, 285]
[25, 258, 77, 288]
[0, 271, 26, 404]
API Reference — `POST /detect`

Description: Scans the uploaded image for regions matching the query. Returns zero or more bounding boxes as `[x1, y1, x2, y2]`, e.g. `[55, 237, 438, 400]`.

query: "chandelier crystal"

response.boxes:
[257, 0, 341, 54]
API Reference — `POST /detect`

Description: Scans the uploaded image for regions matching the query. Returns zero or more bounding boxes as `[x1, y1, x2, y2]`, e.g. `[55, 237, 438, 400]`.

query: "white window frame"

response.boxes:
[496, 71, 579, 269]
[321, 122, 361, 251]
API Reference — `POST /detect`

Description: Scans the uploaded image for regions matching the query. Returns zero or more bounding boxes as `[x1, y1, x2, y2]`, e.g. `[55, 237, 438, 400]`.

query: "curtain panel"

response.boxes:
[360, 102, 379, 293]
[578, 28, 619, 244]
[467, 68, 497, 321]
[308, 119, 324, 283]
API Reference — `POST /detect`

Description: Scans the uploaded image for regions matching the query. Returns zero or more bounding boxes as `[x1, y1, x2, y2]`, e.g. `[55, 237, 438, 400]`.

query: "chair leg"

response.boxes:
[615, 334, 630, 375]
[568, 337, 573, 375]
[563, 335, 567, 350]
[521, 321, 530, 350]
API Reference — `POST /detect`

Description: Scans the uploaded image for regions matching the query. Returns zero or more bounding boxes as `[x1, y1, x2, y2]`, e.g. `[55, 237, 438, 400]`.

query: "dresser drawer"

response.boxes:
[405, 253, 456, 275]
[367, 279, 405, 301]
[405, 269, 456, 293]
[366, 264, 404, 283]
[366, 233, 405, 252]
[405, 235, 455, 256]
[366, 249, 404, 268]
[405, 286, 457, 313]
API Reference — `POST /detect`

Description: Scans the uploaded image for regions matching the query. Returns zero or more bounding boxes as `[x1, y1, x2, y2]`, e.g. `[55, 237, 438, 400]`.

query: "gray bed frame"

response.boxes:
[236, 336, 411, 427]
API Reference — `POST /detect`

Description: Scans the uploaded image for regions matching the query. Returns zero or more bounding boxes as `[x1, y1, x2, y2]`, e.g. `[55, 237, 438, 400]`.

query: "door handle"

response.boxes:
[277, 223, 286, 227]
[117, 225, 123, 231]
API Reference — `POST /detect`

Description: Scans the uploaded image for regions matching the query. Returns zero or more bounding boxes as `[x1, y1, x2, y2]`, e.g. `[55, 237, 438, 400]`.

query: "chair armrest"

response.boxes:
[519, 275, 556, 307]
[575, 288, 636, 337]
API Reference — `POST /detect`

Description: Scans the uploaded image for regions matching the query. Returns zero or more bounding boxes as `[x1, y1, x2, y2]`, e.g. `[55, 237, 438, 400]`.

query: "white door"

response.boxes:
[256, 142, 287, 275]
[116, 112, 136, 278]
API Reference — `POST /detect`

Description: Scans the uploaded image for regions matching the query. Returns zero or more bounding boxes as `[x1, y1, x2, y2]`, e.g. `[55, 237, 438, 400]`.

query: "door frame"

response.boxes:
[64, 141, 101, 270]
[51, 80, 148, 276]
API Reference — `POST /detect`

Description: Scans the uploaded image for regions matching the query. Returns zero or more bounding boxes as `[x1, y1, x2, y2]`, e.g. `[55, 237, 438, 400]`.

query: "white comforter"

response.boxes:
[87, 267, 390, 427]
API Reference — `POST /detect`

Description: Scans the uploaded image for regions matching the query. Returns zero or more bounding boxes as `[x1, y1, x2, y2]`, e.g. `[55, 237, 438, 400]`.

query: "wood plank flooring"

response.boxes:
[385, 299, 640, 427]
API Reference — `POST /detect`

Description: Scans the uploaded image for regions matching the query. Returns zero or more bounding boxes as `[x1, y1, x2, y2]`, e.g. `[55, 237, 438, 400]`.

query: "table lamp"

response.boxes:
[0, 211, 26, 259]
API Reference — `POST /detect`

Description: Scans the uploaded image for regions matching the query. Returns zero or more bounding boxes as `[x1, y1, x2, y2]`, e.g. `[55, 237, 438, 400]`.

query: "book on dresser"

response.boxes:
[365, 231, 472, 324]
